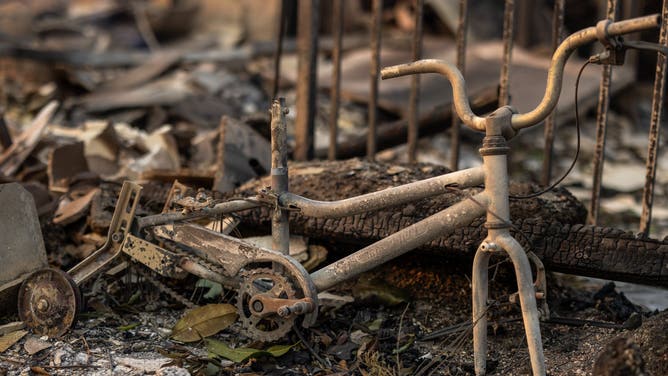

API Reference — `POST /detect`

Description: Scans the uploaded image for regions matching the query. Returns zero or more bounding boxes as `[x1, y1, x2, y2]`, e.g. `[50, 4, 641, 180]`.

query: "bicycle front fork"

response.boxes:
[473, 107, 546, 376]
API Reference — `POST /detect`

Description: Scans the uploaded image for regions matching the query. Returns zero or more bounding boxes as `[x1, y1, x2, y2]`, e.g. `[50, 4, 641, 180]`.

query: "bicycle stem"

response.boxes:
[380, 14, 661, 132]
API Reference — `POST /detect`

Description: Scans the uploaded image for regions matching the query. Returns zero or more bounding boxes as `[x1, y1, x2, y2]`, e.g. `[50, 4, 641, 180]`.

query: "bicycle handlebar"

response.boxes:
[381, 14, 661, 132]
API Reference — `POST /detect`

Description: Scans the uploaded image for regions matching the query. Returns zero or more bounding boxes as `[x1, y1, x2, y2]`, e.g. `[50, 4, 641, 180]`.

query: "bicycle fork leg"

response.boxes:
[472, 245, 491, 375]
[473, 234, 546, 376]
[497, 234, 545, 375]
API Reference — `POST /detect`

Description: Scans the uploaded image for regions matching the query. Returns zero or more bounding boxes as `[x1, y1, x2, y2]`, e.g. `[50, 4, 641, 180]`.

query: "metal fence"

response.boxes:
[279, 0, 667, 236]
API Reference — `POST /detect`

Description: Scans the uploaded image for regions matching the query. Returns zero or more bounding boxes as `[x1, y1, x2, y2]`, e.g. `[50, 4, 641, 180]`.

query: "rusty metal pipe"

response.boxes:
[328, 0, 344, 161]
[310, 191, 488, 291]
[368, 0, 383, 159]
[136, 200, 260, 229]
[449, 0, 469, 170]
[541, 0, 565, 186]
[407, 0, 424, 163]
[271, 98, 290, 255]
[640, 3, 668, 235]
[295, 0, 320, 160]
[280, 166, 484, 218]
[588, 0, 617, 225]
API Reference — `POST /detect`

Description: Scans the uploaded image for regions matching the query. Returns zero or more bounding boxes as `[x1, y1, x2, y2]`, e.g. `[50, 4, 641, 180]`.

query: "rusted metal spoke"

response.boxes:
[449, 0, 469, 171]
[588, 0, 618, 225]
[295, 0, 320, 161]
[368, 0, 383, 160]
[408, 0, 424, 163]
[272, 0, 288, 100]
[498, 0, 515, 107]
[328, 0, 344, 161]
[541, 0, 565, 186]
[640, 0, 668, 235]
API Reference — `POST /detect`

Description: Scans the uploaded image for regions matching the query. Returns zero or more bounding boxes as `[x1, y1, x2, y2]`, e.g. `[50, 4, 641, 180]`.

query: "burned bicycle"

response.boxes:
[15, 14, 665, 376]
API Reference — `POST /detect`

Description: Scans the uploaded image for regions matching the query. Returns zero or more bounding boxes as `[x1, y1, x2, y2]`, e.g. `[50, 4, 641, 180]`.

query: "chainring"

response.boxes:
[236, 268, 297, 342]
[17, 268, 81, 337]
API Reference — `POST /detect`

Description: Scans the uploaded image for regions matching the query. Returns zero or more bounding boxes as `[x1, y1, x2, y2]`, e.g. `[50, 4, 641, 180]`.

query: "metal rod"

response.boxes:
[272, 0, 288, 100]
[494, 234, 546, 375]
[368, 0, 383, 159]
[541, 0, 565, 186]
[271, 98, 290, 254]
[498, 0, 515, 107]
[407, 0, 424, 163]
[588, 0, 617, 225]
[295, 0, 320, 161]
[280, 166, 484, 218]
[449, 0, 468, 171]
[136, 200, 260, 229]
[640, 1, 668, 235]
[213, 116, 227, 193]
[310, 192, 488, 291]
[328, 0, 344, 161]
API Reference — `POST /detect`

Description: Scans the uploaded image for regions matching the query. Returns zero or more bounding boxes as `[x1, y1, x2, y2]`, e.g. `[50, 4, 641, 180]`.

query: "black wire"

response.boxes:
[510, 60, 591, 200]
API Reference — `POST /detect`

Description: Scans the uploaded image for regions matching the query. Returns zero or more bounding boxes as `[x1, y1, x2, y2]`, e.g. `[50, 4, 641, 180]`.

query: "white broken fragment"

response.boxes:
[115, 356, 171, 373]
[156, 366, 191, 376]
[23, 336, 51, 355]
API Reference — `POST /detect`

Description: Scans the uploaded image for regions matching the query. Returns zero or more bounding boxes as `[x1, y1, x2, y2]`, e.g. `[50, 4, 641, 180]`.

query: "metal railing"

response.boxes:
[280, 0, 666, 236]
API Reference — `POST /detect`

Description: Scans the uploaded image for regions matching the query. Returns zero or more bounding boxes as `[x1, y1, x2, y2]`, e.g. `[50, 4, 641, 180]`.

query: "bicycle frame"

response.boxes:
[131, 13, 664, 376]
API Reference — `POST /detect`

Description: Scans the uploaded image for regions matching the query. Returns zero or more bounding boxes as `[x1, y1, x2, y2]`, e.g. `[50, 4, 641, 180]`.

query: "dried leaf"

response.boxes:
[171, 304, 237, 342]
[29, 366, 50, 375]
[205, 339, 295, 363]
[0, 329, 28, 353]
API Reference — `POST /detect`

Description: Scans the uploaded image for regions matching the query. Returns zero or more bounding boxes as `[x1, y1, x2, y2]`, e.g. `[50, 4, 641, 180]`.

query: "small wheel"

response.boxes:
[236, 268, 297, 341]
[18, 268, 81, 337]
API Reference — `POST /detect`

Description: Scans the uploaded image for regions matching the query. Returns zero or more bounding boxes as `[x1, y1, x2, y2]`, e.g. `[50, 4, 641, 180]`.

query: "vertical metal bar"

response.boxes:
[272, 0, 288, 100]
[449, 0, 468, 171]
[640, 0, 668, 235]
[368, 0, 383, 160]
[407, 0, 424, 163]
[295, 0, 320, 161]
[541, 0, 565, 186]
[498, 0, 515, 107]
[213, 116, 228, 193]
[271, 98, 290, 255]
[328, 0, 344, 161]
[588, 0, 617, 225]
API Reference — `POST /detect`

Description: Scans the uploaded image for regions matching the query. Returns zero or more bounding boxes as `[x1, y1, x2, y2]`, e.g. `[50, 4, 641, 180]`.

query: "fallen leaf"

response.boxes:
[29, 366, 50, 375]
[206, 339, 295, 363]
[171, 304, 237, 342]
[24, 336, 52, 355]
[0, 330, 28, 353]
